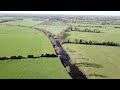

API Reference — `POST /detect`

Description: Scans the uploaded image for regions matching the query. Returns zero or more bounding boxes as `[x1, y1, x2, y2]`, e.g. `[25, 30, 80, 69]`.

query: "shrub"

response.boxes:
[28, 55, 34, 58]
[67, 39, 70, 43]
[45, 54, 51, 57]
[17, 56, 23, 59]
[10, 56, 17, 59]
[75, 39, 78, 44]
[41, 54, 44, 57]
[89, 40, 92, 44]
[79, 39, 83, 44]
[51, 54, 57, 57]
[0, 57, 6, 60]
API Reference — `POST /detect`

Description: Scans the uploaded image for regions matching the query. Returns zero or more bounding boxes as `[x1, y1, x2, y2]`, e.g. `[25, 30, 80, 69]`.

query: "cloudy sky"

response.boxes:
[0, 11, 120, 16]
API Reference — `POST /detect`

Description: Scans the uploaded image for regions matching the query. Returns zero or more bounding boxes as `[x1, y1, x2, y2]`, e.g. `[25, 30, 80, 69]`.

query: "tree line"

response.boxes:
[64, 26, 102, 33]
[0, 18, 23, 23]
[66, 27, 101, 33]
[0, 54, 57, 60]
[77, 25, 105, 28]
[74, 28, 101, 33]
[64, 39, 120, 47]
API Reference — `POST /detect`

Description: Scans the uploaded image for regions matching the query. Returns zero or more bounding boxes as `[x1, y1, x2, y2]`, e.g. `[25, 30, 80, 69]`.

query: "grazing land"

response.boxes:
[1, 18, 42, 27]
[62, 21, 120, 79]
[34, 21, 68, 35]
[0, 14, 120, 79]
[0, 24, 70, 79]
[63, 44, 120, 79]
[63, 29, 120, 43]
[0, 25, 55, 57]
[0, 58, 71, 79]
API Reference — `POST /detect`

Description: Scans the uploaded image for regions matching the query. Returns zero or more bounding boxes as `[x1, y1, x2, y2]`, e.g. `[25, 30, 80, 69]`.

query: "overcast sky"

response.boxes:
[0, 11, 120, 16]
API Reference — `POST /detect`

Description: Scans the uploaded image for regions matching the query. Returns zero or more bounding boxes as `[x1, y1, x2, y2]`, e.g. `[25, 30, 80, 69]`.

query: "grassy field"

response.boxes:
[0, 25, 55, 57]
[63, 44, 120, 79]
[64, 24, 120, 43]
[34, 21, 68, 35]
[62, 22, 120, 79]
[64, 30, 120, 43]
[1, 18, 42, 27]
[0, 58, 71, 79]
[0, 24, 70, 79]
[1, 17, 120, 79]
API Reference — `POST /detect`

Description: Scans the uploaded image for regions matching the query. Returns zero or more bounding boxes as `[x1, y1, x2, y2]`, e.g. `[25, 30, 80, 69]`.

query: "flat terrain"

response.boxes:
[1, 16, 120, 79]
[0, 58, 70, 79]
[64, 30, 120, 43]
[64, 23, 120, 43]
[63, 44, 120, 79]
[63, 22, 120, 79]
[0, 24, 70, 79]
[0, 25, 55, 57]
[1, 18, 42, 27]
[34, 21, 68, 35]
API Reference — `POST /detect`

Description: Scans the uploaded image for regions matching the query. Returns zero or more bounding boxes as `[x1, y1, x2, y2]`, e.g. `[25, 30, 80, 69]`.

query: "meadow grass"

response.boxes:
[0, 25, 55, 57]
[63, 44, 120, 79]
[34, 21, 68, 35]
[0, 24, 70, 79]
[64, 28, 120, 43]
[0, 58, 71, 79]
[1, 18, 42, 27]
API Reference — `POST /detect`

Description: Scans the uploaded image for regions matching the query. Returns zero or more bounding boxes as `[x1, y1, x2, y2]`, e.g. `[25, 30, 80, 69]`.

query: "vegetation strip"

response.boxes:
[0, 54, 57, 60]
[64, 39, 120, 47]
[39, 28, 87, 79]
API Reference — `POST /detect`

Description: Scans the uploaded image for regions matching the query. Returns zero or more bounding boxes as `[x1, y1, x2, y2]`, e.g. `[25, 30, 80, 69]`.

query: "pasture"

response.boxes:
[0, 24, 70, 79]
[63, 44, 120, 79]
[63, 24, 120, 43]
[1, 18, 42, 27]
[62, 22, 120, 79]
[1, 16, 120, 79]
[0, 58, 71, 79]
[0, 25, 55, 57]
[34, 21, 69, 35]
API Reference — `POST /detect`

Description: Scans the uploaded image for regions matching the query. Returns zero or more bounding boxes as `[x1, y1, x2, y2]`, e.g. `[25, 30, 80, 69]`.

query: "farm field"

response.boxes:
[0, 25, 55, 57]
[63, 30, 120, 43]
[62, 22, 120, 79]
[1, 13, 120, 79]
[0, 24, 70, 79]
[63, 24, 120, 43]
[34, 21, 69, 35]
[63, 44, 120, 79]
[1, 18, 42, 27]
[0, 58, 70, 79]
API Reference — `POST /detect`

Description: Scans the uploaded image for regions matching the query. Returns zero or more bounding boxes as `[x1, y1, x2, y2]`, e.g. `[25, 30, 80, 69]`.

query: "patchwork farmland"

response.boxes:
[0, 14, 120, 79]
[0, 23, 71, 79]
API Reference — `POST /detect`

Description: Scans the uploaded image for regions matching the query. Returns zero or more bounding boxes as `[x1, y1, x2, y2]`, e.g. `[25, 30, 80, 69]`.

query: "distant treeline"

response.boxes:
[0, 19, 23, 23]
[0, 54, 57, 60]
[64, 39, 120, 47]
[64, 26, 102, 33]
[77, 25, 105, 28]
[74, 28, 101, 33]
[114, 27, 120, 28]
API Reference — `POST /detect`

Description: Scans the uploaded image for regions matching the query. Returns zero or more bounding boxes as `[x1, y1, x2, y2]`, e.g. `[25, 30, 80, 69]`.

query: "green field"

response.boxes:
[34, 21, 68, 35]
[64, 30, 120, 43]
[0, 25, 55, 57]
[0, 24, 70, 79]
[62, 22, 120, 79]
[63, 44, 120, 79]
[1, 16, 120, 79]
[1, 18, 42, 27]
[0, 58, 70, 79]
[64, 24, 120, 43]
